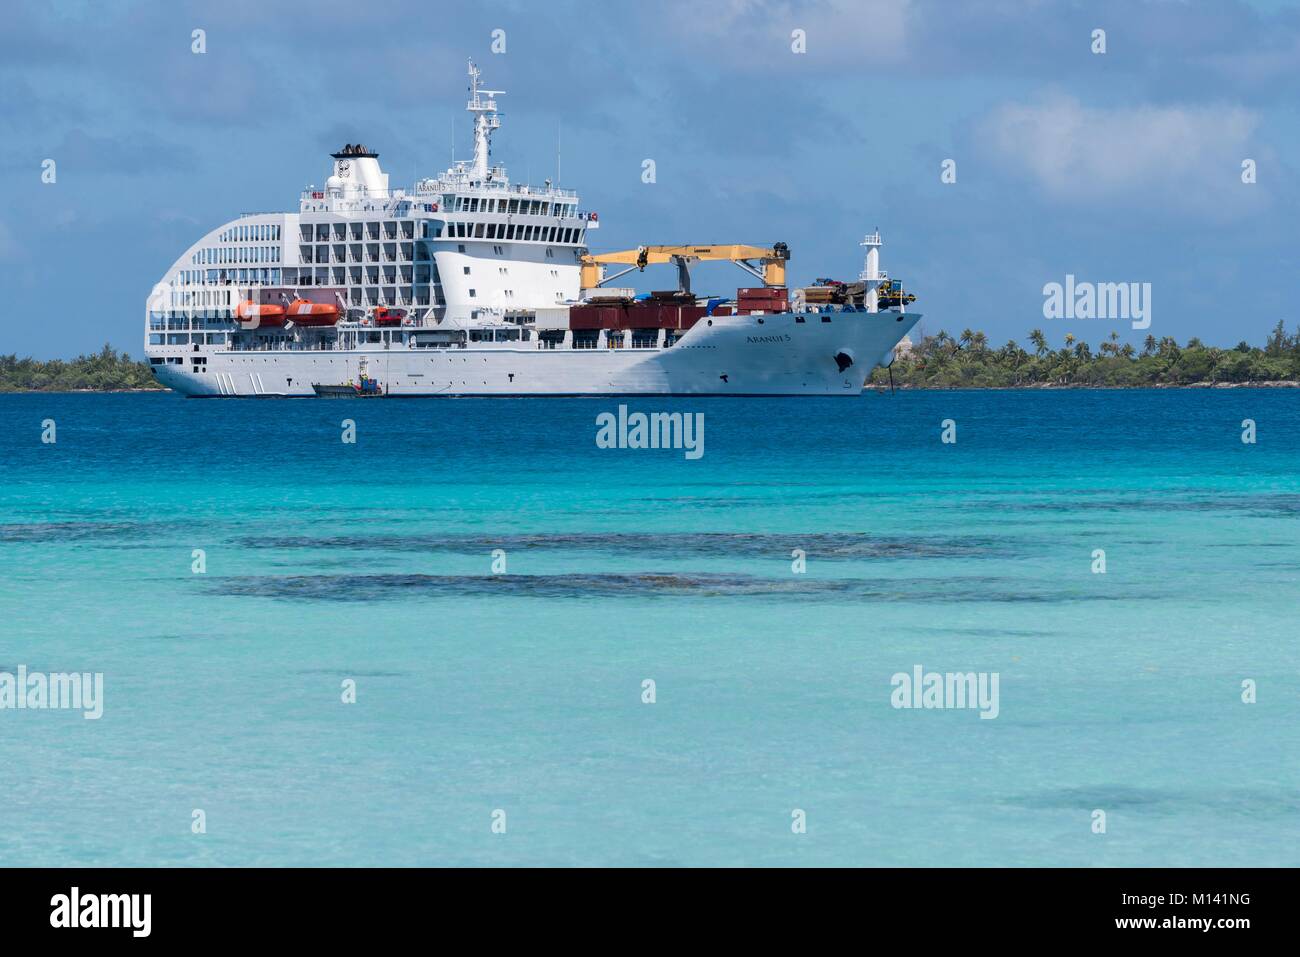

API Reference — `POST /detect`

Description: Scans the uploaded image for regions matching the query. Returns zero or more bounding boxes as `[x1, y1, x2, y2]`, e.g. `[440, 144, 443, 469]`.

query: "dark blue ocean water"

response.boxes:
[1, 390, 1297, 865]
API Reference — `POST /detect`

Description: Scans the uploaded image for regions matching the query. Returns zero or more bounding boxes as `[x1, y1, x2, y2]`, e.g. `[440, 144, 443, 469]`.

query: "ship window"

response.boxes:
[468, 289, 476, 298]
[458, 244, 466, 253]
[463, 266, 470, 275]
[486, 223, 497, 239]
[474, 223, 485, 238]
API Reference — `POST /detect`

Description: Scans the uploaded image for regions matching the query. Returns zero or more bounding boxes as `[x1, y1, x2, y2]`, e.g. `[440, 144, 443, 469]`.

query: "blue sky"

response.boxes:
[2, 0, 1298, 358]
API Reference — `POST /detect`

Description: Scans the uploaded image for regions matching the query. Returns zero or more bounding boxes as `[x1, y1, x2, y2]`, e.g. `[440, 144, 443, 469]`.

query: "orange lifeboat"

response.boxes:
[285, 299, 341, 327]
[235, 300, 287, 329]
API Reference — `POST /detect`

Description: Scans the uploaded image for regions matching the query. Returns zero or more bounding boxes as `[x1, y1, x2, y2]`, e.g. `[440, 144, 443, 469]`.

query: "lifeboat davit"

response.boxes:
[285, 299, 341, 327]
[235, 300, 287, 329]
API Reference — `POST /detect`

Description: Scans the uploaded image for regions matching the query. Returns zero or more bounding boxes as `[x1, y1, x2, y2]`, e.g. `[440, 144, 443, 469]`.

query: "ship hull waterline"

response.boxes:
[154, 310, 922, 398]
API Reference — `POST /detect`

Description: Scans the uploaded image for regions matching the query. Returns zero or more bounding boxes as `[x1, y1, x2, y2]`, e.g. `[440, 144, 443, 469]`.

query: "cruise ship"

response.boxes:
[145, 62, 922, 397]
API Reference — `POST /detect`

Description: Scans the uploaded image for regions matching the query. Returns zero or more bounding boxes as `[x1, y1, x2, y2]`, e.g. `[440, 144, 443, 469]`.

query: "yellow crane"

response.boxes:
[579, 242, 789, 295]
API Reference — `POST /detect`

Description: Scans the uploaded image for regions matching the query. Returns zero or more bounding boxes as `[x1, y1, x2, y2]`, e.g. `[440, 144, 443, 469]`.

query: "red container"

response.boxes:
[570, 303, 708, 331]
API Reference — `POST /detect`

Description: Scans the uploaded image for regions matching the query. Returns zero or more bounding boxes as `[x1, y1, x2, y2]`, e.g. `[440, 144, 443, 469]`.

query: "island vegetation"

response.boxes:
[0, 345, 162, 392]
[869, 321, 1300, 389]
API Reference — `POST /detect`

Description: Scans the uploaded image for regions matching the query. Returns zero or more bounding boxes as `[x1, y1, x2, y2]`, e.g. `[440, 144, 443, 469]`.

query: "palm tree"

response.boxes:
[1142, 334, 1157, 357]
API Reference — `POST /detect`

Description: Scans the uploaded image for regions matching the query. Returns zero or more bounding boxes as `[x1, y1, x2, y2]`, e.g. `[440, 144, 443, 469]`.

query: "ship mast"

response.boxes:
[466, 60, 503, 183]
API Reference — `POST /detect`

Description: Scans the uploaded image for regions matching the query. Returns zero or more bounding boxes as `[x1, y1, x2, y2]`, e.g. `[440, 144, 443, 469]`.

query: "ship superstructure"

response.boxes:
[145, 62, 921, 397]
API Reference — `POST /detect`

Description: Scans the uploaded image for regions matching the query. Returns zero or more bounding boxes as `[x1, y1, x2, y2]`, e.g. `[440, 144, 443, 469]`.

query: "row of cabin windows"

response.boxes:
[219, 224, 280, 242]
[300, 221, 414, 242]
[445, 221, 582, 243]
[150, 328, 679, 350]
[152, 328, 536, 347]
[300, 243, 414, 264]
[293, 267, 415, 284]
[451, 196, 574, 217]
[178, 268, 281, 286]
[193, 246, 281, 266]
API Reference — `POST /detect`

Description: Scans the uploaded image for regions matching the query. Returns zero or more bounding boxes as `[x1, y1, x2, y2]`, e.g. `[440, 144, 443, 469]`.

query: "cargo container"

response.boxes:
[533, 306, 572, 330]
[569, 303, 707, 331]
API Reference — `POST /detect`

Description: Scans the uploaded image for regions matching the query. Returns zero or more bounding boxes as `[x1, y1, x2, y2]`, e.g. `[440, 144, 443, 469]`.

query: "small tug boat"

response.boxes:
[311, 358, 386, 397]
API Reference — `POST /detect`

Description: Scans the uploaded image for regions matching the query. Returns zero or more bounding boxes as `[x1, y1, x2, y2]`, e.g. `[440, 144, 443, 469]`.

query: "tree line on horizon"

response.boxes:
[0, 345, 162, 392]
[870, 320, 1300, 388]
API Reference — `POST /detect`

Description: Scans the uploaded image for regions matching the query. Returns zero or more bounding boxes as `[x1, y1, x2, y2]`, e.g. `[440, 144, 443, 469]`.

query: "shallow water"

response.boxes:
[1, 390, 1297, 866]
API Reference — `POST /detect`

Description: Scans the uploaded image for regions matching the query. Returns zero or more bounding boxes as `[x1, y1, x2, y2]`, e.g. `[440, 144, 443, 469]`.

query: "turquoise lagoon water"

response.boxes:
[0, 390, 1297, 867]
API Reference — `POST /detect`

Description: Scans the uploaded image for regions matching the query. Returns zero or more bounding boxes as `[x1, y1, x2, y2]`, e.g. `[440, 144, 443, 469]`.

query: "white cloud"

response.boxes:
[979, 94, 1262, 213]
[656, 0, 910, 66]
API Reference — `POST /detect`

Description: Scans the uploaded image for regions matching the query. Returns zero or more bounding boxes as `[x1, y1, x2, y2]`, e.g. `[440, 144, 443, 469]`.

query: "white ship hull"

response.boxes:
[154, 309, 921, 397]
